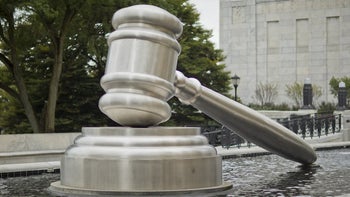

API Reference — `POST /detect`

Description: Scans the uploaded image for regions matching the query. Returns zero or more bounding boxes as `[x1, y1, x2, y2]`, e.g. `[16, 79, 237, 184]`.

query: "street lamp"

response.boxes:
[231, 74, 240, 101]
[302, 77, 313, 109]
[337, 81, 347, 110]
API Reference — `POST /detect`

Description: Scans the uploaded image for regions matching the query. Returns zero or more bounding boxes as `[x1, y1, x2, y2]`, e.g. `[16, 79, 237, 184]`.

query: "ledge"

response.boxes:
[0, 150, 65, 157]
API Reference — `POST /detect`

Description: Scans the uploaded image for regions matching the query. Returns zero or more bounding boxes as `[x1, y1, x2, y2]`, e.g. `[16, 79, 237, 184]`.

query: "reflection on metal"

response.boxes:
[50, 4, 316, 197]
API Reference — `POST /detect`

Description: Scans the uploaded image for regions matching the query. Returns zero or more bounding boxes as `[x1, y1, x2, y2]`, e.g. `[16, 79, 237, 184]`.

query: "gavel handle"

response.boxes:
[174, 71, 316, 164]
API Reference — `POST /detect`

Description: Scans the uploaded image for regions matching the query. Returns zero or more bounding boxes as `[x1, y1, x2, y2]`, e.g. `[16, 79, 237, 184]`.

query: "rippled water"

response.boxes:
[223, 148, 350, 196]
[0, 149, 349, 196]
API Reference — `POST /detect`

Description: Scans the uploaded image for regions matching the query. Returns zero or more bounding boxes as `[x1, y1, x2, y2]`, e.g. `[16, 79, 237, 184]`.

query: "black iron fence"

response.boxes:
[276, 113, 342, 139]
[201, 113, 342, 149]
[201, 126, 251, 149]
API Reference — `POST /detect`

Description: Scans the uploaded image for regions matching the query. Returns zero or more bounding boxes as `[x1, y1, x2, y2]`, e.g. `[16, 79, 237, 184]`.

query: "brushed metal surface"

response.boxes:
[175, 71, 317, 164]
[99, 5, 182, 127]
[59, 127, 223, 191]
[51, 5, 233, 196]
[49, 181, 233, 197]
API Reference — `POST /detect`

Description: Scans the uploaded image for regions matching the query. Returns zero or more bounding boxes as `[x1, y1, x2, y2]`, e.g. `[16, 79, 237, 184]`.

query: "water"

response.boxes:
[0, 149, 349, 197]
[223, 148, 350, 196]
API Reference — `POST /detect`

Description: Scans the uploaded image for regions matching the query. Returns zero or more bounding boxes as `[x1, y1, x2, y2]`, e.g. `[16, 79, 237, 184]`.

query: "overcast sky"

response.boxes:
[189, 0, 220, 47]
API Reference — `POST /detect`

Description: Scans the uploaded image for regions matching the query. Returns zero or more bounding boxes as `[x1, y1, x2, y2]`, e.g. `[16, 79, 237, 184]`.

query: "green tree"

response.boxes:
[0, 0, 232, 133]
[0, 0, 106, 133]
[0, 0, 41, 133]
[149, 0, 232, 126]
[29, 0, 85, 132]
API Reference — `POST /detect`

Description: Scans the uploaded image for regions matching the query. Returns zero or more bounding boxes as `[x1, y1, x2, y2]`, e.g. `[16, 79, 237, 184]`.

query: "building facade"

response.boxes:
[220, 0, 350, 105]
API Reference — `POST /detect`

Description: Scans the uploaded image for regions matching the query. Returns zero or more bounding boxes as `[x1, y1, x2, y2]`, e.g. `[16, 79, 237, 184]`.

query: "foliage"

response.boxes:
[0, 0, 123, 133]
[285, 82, 323, 108]
[254, 82, 278, 106]
[248, 102, 291, 111]
[329, 76, 350, 99]
[0, 0, 42, 133]
[0, 0, 232, 133]
[0, 89, 32, 134]
[151, 0, 232, 126]
[285, 82, 303, 108]
[317, 101, 336, 114]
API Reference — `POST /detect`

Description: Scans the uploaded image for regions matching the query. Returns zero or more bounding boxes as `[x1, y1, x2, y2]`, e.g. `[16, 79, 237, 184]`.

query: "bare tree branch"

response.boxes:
[255, 82, 278, 106]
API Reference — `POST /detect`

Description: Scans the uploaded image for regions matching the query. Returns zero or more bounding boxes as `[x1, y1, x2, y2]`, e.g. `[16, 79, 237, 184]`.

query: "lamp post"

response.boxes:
[337, 81, 347, 110]
[302, 77, 313, 109]
[231, 74, 240, 101]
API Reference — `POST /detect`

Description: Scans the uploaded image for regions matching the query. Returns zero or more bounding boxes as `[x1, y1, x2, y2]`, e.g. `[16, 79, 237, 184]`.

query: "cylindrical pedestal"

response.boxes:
[49, 127, 232, 196]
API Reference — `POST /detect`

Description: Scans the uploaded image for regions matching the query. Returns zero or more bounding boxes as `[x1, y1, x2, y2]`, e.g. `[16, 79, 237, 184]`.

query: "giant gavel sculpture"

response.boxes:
[50, 5, 316, 196]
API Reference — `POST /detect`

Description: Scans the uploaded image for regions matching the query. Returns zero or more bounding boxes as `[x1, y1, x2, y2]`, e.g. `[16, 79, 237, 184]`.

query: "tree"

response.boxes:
[0, 0, 104, 133]
[0, 0, 41, 133]
[148, 0, 232, 126]
[0, 0, 232, 133]
[29, 0, 84, 132]
[254, 82, 278, 106]
[0, 0, 111, 133]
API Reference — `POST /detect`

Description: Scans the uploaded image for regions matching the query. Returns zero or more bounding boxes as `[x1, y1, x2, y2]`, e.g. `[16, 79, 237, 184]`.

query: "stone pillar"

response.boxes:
[342, 110, 350, 141]
[302, 78, 314, 109]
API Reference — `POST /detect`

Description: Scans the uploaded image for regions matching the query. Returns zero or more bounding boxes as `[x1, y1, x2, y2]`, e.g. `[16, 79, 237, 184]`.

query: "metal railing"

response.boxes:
[201, 126, 252, 149]
[276, 113, 342, 139]
[201, 113, 342, 149]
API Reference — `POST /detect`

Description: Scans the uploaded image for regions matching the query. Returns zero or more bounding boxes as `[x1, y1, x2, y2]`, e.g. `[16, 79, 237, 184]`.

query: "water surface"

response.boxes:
[223, 148, 350, 196]
[0, 149, 349, 196]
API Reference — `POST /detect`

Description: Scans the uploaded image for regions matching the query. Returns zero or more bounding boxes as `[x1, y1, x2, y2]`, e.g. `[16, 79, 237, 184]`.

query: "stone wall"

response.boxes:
[258, 109, 316, 119]
[0, 133, 79, 153]
[0, 133, 80, 165]
[220, 0, 350, 105]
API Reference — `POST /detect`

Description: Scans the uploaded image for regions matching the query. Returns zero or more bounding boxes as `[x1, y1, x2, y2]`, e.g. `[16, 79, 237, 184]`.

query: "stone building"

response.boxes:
[220, 0, 350, 105]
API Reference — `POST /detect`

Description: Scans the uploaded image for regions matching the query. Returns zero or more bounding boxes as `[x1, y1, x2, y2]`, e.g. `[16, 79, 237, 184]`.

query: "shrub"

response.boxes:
[317, 102, 336, 114]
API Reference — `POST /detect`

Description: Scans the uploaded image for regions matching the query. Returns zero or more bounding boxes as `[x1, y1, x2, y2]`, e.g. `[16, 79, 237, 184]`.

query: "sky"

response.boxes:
[189, 0, 220, 47]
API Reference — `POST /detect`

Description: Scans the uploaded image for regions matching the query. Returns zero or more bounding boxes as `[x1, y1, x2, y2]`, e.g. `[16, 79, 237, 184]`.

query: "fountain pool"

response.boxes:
[1, 148, 349, 196]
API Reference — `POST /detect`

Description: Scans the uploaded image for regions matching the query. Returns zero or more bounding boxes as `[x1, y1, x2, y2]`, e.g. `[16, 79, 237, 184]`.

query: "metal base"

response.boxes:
[49, 181, 232, 197]
[49, 127, 232, 196]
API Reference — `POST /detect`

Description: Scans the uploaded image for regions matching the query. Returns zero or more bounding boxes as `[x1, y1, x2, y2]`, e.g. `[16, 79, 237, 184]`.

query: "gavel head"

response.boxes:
[99, 5, 183, 127]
